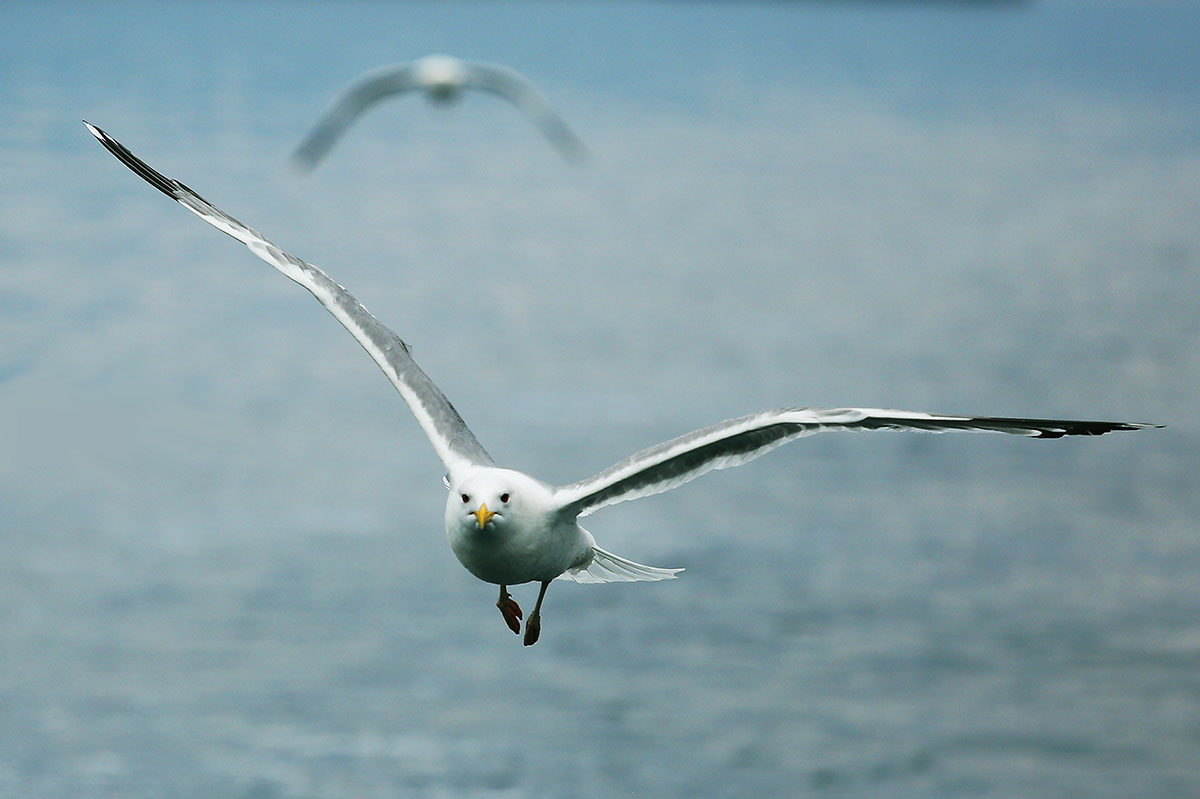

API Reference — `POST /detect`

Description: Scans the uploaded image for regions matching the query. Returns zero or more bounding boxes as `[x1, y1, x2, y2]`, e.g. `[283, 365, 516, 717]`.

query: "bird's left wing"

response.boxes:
[464, 62, 589, 164]
[290, 64, 420, 171]
[553, 407, 1158, 519]
[85, 122, 494, 476]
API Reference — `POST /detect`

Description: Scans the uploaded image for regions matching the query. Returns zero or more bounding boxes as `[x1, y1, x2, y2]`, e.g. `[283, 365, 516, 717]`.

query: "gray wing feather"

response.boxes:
[464, 62, 589, 164]
[85, 121, 494, 475]
[553, 407, 1157, 519]
[291, 65, 419, 171]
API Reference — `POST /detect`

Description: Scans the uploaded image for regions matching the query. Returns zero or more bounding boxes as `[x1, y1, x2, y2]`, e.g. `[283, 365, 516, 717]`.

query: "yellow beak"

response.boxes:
[473, 503, 496, 529]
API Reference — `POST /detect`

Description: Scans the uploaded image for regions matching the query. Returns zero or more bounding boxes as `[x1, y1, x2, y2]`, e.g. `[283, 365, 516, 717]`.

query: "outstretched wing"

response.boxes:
[290, 64, 420, 171]
[463, 62, 589, 164]
[85, 121, 494, 476]
[553, 407, 1158, 518]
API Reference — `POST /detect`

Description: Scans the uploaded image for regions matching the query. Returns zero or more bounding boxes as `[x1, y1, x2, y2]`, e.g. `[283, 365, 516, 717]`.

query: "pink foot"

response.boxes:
[497, 592, 523, 635]
[523, 613, 541, 646]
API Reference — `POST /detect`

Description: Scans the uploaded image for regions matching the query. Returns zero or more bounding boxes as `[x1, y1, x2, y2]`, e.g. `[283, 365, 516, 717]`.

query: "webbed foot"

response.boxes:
[523, 612, 541, 646]
[497, 587, 522, 635]
[522, 580, 550, 646]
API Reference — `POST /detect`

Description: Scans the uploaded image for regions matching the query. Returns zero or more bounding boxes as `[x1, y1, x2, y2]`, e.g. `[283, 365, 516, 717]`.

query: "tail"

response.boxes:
[557, 545, 683, 584]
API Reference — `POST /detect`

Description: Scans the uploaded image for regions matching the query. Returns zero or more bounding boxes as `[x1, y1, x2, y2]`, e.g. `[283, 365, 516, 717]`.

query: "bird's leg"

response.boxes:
[496, 584, 522, 635]
[523, 580, 552, 646]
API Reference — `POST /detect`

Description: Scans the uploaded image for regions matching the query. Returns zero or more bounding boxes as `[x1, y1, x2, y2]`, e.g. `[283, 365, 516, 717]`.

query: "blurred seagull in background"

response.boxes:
[86, 122, 1159, 646]
[291, 54, 589, 170]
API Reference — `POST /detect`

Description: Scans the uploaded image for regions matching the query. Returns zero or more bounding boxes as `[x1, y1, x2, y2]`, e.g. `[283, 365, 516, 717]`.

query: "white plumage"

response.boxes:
[85, 122, 1158, 645]
[291, 54, 589, 170]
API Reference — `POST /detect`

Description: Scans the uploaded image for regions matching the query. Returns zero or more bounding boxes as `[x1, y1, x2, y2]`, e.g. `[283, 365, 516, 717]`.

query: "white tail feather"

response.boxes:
[557, 545, 683, 584]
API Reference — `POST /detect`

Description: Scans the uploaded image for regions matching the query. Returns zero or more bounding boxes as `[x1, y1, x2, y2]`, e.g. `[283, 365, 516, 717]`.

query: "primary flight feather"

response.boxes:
[85, 122, 1157, 646]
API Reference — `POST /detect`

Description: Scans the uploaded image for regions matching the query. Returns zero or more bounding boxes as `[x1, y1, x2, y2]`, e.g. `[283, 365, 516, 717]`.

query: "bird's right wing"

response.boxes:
[465, 62, 589, 164]
[553, 407, 1158, 519]
[291, 64, 419, 171]
[86, 122, 495, 476]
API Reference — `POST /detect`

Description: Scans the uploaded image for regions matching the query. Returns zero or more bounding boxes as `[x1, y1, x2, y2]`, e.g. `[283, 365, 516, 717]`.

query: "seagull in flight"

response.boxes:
[85, 122, 1158, 646]
[291, 54, 589, 171]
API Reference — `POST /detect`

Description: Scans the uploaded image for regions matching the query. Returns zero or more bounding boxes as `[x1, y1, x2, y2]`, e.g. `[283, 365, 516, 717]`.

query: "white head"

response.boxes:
[416, 54, 470, 102]
[445, 468, 553, 539]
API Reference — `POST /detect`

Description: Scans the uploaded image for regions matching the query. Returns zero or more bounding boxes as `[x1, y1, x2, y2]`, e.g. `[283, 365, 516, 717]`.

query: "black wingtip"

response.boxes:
[83, 121, 196, 203]
[288, 148, 319, 176]
[1033, 420, 1163, 438]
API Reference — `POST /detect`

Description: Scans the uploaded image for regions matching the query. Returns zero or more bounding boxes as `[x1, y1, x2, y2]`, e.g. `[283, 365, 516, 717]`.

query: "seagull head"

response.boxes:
[445, 468, 553, 537]
[416, 54, 469, 103]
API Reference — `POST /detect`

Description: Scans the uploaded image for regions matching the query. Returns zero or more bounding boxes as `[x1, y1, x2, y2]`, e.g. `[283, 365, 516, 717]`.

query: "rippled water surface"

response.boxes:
[2, 2, 1198, 797]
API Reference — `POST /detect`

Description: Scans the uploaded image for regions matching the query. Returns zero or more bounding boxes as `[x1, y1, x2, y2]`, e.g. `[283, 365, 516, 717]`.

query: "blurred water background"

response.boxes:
[2, 1, 1198, 797]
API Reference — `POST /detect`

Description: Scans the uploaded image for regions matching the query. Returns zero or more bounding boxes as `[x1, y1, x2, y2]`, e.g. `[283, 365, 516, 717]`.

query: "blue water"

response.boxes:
[2, 2, 1198, 797]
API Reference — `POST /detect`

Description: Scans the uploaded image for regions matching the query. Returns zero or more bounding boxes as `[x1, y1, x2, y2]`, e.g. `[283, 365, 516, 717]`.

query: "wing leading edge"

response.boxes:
[554, 407, 1158, 519]
[85, 121, 494, 476]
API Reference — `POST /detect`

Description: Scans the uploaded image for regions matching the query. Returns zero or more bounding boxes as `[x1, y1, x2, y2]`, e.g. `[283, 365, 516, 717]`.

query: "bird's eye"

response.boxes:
[461, 494, 470, 504]
[500, 493, 510, 503]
